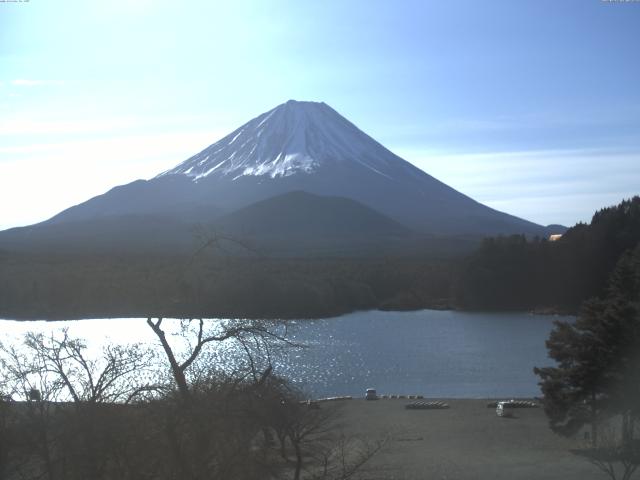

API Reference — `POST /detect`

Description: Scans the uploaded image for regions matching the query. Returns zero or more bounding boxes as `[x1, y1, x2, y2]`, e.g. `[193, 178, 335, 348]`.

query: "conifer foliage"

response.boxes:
[535, 244, 640, 479]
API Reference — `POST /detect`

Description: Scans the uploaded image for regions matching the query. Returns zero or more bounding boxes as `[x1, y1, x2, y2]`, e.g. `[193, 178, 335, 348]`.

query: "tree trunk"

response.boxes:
[147, 318, 190, 399]
[622, 411, 632, 447]
[591, 391, 598, 448]
[293, 438, 303, 480]
[277, 431, 288, 460]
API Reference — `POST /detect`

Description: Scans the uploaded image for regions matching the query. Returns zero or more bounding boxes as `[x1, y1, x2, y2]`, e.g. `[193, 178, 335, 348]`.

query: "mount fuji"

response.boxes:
[0, 100, 555, 255]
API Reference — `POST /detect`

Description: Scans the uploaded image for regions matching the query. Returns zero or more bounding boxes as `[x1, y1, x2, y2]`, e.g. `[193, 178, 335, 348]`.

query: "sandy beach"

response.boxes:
[334, 398, 603, 480]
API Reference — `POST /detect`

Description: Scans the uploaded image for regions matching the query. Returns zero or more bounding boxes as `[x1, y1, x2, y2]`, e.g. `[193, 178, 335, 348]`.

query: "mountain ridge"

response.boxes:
[0, 100, 558, 255]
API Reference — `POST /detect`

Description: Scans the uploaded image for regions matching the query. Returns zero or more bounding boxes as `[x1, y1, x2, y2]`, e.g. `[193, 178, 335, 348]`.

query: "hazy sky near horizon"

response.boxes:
[1, 0, 639, 231]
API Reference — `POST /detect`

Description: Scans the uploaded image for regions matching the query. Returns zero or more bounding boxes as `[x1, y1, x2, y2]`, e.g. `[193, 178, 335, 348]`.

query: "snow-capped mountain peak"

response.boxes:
[157, 100, 401, 181]
[27, 99, 548, 239]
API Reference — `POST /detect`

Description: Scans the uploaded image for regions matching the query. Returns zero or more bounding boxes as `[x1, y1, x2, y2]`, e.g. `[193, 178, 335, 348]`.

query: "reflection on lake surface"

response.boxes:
[0, 310, 569, 398]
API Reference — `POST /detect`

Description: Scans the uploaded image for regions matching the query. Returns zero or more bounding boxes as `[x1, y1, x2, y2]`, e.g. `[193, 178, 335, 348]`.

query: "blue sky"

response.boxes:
[1, 0, 639, 230]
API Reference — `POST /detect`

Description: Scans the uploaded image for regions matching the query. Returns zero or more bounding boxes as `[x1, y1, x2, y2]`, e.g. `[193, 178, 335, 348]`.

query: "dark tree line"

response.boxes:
[0, 253, 453, 320]
[455, 196, 640, 312]
[2, 197, 638, 321]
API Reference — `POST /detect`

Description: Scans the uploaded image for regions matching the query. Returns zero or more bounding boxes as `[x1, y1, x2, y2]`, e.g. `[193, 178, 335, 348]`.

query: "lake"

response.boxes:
[0, 309, 568, 398]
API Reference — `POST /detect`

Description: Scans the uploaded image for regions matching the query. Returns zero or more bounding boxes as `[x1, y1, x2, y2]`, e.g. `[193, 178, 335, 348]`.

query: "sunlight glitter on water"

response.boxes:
[0, 310, 568, 398]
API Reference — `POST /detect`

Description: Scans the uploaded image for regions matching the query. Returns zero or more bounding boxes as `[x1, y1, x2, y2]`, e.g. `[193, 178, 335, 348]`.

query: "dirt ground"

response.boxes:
[332, 398, 606, 480]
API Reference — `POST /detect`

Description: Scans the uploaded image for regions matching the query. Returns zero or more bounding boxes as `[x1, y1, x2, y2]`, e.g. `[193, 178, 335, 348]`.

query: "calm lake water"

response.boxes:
[0, 310, 568, 398]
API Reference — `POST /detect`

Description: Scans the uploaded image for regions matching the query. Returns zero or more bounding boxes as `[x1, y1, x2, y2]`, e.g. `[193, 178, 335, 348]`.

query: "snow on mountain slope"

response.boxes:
[158, 100, 417, 182]
[32, 99, 548, 238]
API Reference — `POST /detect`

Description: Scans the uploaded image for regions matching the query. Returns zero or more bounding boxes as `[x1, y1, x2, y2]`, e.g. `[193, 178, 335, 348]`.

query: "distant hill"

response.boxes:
[0, 192, 476, 257]
[216, 191, 411, 238]
[210, 191, 423, 255]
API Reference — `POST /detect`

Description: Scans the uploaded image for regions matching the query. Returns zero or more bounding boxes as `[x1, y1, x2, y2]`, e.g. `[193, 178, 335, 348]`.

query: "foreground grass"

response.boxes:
[337, 399, 601, 480]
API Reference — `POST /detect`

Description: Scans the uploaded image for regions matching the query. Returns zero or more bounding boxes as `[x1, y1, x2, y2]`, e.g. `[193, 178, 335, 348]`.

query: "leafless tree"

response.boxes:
[311, 432, 386, 480]
[146, 317, 291, 400]
[20, 330, 157, 404]
[0, 330, 161, 480]
[267, 399, 385, 480]
[0, 311, 382, 480]
[0, 337, 61, 480]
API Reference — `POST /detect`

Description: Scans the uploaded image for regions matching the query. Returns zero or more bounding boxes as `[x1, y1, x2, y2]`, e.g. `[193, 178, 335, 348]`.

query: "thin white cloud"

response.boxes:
[377, 108, 640, 143]
[10, 79, 63, 87]
[0, 118, 151, 136]
[0, 130, 225, 230]
[0, 109, 237, 229]
[0, 131, 221, 160]
[0, 113, 219, 136]
[397, 147, 640, 227]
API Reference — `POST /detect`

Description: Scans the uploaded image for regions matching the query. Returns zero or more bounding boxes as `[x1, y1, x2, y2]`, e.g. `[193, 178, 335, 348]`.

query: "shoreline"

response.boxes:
[0, 305, 576, 322]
